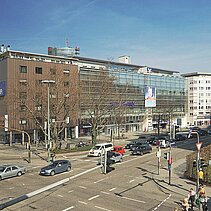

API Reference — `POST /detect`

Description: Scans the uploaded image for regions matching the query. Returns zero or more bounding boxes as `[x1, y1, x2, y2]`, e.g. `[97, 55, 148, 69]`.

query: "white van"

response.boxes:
[88, 143, 113, 157]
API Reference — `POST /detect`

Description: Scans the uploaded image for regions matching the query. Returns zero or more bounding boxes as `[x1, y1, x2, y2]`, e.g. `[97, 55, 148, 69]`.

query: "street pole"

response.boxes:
[196, 132, 200, 192]
[42, 80, 55, 162]
[156, 146, 161, 175]
[168, 144, 172, 185]
[47, 84, 51, 162]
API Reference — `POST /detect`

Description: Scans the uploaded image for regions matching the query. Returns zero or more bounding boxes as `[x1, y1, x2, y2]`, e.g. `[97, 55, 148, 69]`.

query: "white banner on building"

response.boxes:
[4, 114, 8, 131]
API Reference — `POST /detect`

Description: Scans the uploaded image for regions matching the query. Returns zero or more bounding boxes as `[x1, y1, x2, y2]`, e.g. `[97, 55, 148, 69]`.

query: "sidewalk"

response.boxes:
[153, 157, 211, 210]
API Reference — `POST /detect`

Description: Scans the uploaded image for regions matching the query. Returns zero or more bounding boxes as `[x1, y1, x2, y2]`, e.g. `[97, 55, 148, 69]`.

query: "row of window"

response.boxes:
[190, 87, 211, 90]
[189, 106, 211, 110]
[190, 99, 211, 103]
[190, 80, 211, 84]
[20, 66, 71, 75]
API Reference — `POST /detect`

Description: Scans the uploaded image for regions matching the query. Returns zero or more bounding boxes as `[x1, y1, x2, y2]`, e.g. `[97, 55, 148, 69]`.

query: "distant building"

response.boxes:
[182, 72, 211, 126]
[48, 46, 80, 57]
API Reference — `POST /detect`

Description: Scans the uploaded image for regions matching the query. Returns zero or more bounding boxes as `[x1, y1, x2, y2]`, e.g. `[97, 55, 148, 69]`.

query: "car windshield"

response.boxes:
[0, 166, 6, 172]
[49, 162, 59, 167]
[93, 146, 101, 150]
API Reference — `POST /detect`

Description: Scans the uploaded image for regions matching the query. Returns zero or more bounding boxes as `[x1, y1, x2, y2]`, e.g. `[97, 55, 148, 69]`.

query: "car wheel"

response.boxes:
[17, 171, 22, 176]
[0, 176, 2, 180]
[67, 166, 71, 171]
[50, 170, 55, 176]
[140, 152, 143, 156]
[120, 157, 123, 162]
[98, 153, 101, 157]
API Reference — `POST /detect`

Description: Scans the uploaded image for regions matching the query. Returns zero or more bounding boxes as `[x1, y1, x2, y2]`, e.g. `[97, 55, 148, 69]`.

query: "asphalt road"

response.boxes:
[1, 135, 211, 211]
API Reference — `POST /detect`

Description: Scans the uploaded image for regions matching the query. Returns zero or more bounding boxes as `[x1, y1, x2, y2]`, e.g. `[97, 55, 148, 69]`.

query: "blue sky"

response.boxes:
[1, 0, 211, 73]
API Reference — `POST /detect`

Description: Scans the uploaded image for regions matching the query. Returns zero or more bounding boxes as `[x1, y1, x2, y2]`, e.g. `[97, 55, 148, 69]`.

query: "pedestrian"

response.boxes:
[198, 184, 208, 211]
[188, 188, 196, 210]
[199, 168, 204, 185]
[182, 197, 190, 211]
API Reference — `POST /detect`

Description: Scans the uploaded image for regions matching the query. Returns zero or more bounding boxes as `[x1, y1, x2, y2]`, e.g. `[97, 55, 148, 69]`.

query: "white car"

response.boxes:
[88, 143, 113, 157]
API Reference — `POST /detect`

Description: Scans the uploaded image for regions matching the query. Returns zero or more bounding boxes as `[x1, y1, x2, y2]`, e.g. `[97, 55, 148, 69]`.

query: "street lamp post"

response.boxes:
[42, 80, 55, 162]
[190, 131, 201, 193]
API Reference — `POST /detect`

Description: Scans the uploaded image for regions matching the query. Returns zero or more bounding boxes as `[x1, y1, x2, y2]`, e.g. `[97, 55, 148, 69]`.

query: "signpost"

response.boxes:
[156, 147, 161, 175]
[196, 140, 202, 192]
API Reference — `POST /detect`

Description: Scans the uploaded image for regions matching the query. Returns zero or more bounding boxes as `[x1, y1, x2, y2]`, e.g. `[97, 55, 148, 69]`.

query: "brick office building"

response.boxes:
[0, 50, 79, 142]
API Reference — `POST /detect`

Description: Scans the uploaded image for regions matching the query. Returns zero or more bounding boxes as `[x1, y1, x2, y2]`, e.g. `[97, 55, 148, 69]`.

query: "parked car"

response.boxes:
[88, 143, 113, 157]
[112, 146, 125, 155]
[40, 160, 71, 176]
[0, 164, 26, 180]
[131, 145, 152, 155]
[75, 141, 88, 147]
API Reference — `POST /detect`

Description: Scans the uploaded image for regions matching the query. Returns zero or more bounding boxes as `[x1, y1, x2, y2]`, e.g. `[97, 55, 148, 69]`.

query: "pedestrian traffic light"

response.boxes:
[164, 152, 169, 160]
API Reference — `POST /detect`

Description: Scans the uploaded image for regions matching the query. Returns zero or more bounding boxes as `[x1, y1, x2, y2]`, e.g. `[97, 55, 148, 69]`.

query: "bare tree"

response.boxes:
[10, 65, 79, 148]
[80, 68, 128, 144]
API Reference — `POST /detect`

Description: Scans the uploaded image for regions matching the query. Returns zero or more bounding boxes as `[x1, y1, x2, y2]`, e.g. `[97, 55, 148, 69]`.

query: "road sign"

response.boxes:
[196, 142, 202, 151]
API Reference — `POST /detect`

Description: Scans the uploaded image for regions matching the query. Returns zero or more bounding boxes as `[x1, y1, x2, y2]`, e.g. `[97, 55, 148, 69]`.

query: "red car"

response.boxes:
[112, 146, 125, 155]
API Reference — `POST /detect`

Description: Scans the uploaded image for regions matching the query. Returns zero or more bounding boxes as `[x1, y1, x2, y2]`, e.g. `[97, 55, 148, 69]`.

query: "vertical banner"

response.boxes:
[0, 81, 6, 96]
[4, 114, 8, 131]
[145, 86, 156, 107]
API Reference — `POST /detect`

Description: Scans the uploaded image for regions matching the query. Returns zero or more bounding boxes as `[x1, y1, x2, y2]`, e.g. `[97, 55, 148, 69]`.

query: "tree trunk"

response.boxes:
[91, 125, 98, 145]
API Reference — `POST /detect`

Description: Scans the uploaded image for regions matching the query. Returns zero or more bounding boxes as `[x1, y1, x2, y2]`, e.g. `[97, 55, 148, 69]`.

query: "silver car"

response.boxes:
[40, 160, 71, 176]
[0, 164, 26, 180]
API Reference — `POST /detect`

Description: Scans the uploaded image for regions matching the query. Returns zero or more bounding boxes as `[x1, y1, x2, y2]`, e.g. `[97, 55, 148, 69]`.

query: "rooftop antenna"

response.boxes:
[65, 37, 69, 47]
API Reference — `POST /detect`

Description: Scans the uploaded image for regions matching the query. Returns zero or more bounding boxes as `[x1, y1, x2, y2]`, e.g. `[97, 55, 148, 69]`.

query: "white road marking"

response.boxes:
[88, 195, 100, 201]
[94, 178, 107, 184]
[9, 187, 14, 189]
[26, 165, 101, 198]
[109, 188, 116, 192]
[79, 186, 87, 189]
[78, 201, 87, 205]
[62, 206, 75, 211]
[95, 205, 111, 211]
[151, 194, 171, 211]
[68, 190, 74, 193]
[58, 194, 63, 197]
[32, 166, 41, 169]
[101, 191, 110, 195]
[117, 195, 145, 203]
[129, 179, 135, 183]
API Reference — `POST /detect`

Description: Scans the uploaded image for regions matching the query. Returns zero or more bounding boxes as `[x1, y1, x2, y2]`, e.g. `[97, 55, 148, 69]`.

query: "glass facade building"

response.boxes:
[74, 57, 187, 135]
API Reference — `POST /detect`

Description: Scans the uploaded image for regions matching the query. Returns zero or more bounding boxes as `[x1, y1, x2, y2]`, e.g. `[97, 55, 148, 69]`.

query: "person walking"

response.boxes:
[199, 169, 204, 185]
[182, 197, 190, 211]
[198, 184, 208, 211]
[188, 188, 196, 210]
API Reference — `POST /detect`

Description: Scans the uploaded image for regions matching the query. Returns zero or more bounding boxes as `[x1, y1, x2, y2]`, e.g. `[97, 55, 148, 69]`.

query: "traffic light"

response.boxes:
[164, 152, 169, 160]
[192, 159, 208, 168]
